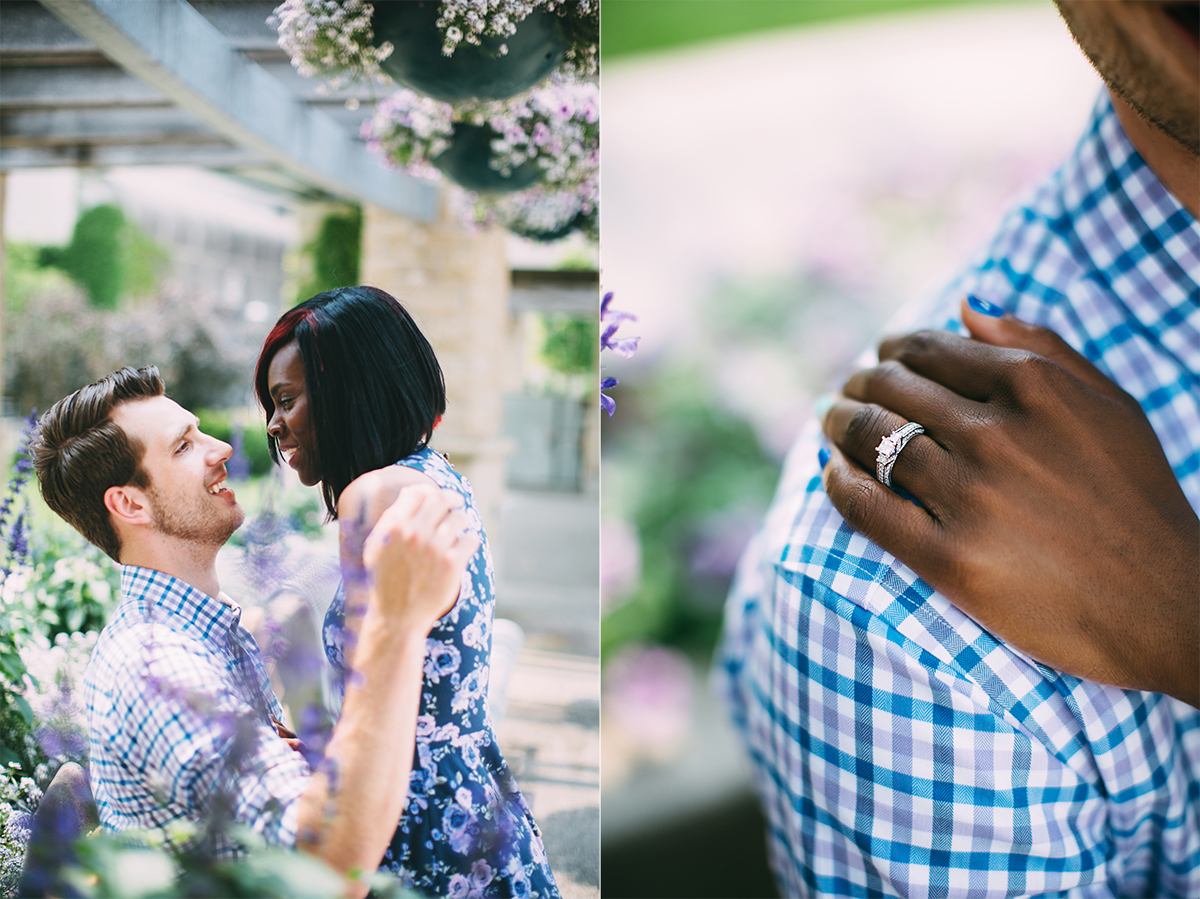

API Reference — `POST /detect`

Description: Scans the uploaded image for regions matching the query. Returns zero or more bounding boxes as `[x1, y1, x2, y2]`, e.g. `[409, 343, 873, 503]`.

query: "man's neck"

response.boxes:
[1110, 89, 1200, 221]
[121, 538, 223, 601]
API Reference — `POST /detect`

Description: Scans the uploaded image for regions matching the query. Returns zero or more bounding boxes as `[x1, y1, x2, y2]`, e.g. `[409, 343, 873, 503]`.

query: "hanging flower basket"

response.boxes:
[271, 1, 597, 98]
[371, 1, 568, 103]
[365, 78, 597, 196]
[269, 0, 395, 91]
[473, 181, 598, 242]
[432, 123, 543, 193]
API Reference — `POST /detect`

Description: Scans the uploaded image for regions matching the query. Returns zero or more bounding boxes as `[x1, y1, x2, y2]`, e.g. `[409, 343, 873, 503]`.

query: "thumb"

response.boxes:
[960, 295, 1127, 401]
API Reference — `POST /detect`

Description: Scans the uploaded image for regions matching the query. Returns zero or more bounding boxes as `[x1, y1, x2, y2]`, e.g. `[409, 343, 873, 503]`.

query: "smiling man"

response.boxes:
[33, 366, 478, 897]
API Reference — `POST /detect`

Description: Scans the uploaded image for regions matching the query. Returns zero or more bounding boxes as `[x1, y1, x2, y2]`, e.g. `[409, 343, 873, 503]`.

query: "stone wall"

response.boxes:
[360, 195, 515, 551]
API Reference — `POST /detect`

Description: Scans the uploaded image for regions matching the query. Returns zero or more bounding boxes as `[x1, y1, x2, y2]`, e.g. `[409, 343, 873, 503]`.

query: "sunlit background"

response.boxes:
[599, 1, 1099, 895]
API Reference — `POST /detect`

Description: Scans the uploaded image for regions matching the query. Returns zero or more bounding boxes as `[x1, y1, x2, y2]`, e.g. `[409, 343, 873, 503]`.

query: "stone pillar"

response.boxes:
[360, 194, 514, 553]
[581, 388, 600, 489]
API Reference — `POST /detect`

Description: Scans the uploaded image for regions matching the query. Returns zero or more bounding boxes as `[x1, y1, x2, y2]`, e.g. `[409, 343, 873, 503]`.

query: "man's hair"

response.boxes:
[32, 366, 165, 561]
[254, 285, 446, 520]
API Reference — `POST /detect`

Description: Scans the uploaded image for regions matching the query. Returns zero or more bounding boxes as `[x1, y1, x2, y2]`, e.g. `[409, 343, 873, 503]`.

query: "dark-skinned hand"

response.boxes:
[821, 296, 1199, 707]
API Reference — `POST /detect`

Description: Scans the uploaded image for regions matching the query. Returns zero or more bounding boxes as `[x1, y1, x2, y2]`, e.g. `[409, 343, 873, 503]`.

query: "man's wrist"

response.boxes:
[357, 603, 432, 658]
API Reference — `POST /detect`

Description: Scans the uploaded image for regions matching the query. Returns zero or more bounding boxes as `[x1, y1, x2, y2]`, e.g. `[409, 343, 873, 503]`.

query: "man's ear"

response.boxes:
[104, 485, 152, 527]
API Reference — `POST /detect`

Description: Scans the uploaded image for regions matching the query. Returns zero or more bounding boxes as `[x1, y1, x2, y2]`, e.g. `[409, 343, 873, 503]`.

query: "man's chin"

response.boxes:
[225, 508, 247, 541]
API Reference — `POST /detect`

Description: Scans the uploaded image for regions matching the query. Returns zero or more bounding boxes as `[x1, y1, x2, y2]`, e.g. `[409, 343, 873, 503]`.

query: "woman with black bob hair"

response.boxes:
[255, 285, 559, 898]
[256, 284, 446, 519]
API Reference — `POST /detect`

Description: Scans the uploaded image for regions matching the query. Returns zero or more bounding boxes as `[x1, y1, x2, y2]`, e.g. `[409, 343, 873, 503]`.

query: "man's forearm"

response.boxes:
[295, 608, 427, 897]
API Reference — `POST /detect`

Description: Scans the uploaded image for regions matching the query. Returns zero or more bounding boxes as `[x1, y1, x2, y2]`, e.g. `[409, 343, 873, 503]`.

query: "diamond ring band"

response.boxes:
[875, 422, 925, 488]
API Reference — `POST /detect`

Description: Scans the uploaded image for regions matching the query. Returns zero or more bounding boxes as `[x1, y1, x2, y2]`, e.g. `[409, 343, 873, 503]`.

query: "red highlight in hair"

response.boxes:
[254, 305, 317, 411]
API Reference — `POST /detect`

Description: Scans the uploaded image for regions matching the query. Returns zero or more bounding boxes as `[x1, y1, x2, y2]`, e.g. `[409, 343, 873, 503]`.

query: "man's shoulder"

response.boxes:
[87, 597, 236, 705]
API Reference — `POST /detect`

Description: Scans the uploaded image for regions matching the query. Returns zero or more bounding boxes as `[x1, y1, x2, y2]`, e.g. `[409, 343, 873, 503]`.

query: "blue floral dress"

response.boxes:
[323, 447, 559, 899]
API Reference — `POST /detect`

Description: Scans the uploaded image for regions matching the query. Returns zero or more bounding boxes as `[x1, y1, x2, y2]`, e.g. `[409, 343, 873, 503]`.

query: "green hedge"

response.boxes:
[195, 410, 274, 478]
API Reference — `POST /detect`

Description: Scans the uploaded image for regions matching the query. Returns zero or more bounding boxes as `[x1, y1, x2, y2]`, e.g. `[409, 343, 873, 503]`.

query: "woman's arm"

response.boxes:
[820, 297, 1199, 706]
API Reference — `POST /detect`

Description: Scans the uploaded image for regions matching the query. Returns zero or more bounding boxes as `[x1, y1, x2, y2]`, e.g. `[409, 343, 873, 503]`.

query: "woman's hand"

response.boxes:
[360, 484, 479, 633]
[820, 296, 1199, 706]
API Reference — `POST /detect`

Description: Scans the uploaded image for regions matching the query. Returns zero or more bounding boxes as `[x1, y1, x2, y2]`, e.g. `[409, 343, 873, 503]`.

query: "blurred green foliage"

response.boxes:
[541, 313, 597, 376]
[600, 0, 1024, 59]
[37, 204, 166, 310]
[602, 363, 780, 662]
[297, 205, 362, 302]
[2, 242, 75, 316]
[195, 410, 274, 479]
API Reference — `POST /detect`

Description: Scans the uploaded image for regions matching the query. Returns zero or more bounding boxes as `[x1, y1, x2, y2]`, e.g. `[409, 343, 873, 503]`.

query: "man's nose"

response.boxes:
[208, 436, 233, 464]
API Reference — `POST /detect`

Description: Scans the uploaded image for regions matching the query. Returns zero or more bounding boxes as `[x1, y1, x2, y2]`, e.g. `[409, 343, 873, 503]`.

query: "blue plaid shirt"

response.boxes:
[83, 565, 311, 855]
[719, 93, 1200, 898]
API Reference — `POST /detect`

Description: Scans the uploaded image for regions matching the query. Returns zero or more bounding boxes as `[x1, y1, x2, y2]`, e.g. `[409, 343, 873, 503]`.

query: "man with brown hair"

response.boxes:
[33, 365, 477, 898]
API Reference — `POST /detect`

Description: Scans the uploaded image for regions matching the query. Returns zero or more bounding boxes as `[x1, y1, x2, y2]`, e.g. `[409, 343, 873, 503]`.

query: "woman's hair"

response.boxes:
[254, 286, 446, 519]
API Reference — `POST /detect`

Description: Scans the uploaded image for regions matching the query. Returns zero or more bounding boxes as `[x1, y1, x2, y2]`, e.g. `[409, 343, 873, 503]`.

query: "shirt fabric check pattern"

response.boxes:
[84, 565, 311, 856]
[719, 92, 1200, 898]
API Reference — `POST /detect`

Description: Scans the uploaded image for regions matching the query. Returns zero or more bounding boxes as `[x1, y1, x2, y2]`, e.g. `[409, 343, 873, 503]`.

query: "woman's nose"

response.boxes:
[267, 409, 284, 438]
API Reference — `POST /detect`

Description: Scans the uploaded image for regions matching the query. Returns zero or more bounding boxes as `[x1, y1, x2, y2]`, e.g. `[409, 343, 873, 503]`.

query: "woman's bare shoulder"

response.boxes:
[337, 464, 438, 531]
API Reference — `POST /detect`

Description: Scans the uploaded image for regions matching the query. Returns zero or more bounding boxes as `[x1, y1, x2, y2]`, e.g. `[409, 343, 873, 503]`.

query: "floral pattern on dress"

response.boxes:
[323, 446, 558, 898]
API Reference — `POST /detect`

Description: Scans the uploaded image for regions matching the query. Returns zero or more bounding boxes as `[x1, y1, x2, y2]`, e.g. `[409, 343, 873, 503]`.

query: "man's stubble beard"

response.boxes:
[147, 486, 243, 547]
[1058, 1, 1200, 156]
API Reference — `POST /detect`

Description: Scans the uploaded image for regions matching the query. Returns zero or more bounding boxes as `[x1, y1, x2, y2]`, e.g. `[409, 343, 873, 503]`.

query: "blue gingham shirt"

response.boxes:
[83, 565, 311, 855]
[719, 93, 1200, 898]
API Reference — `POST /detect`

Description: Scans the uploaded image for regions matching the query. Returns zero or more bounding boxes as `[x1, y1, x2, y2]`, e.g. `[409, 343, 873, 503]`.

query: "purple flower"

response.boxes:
[443, 802, 481, 855]
[424, 639, 462, 683]
[600, 291, 635, 325]
[227, 426, 251, 481]
[447, 874, 472, 899]
[470, 859, 494, 891]
[600, 378, 619, 418]
[599, 292, 639, 418]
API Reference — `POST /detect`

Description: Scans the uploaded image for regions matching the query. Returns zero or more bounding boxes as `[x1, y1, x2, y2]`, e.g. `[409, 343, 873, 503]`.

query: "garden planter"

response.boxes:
[507, 208, 594, 242]
[434, 123, 542, 193]
[373, 1, 568, 103]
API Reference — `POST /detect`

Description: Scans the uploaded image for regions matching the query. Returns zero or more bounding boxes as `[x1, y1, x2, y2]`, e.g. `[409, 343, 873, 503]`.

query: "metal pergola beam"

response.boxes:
[33, 0, 437, 221]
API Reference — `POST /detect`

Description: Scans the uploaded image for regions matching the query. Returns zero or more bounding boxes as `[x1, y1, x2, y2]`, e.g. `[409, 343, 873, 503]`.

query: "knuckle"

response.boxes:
[1007, 350, 1059, 388]
[868, 359, 907, 392]
[998, 351, 1064, 410]
[902, 328, 943, 358]
[834, 475, 885, 535]
[843, 404, 892, 454]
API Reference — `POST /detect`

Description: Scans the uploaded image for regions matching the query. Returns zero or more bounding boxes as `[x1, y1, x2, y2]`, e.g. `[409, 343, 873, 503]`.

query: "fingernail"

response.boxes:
[818, 446, 830, 470]
[967, 294, 1005, 317]
[814, 393, 834, 422]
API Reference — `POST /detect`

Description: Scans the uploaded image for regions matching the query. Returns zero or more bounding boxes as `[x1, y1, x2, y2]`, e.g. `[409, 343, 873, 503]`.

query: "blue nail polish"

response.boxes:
[814, 393, 834, 421]
[967, 294, 1005, 317]
[818, 446, 830, 470]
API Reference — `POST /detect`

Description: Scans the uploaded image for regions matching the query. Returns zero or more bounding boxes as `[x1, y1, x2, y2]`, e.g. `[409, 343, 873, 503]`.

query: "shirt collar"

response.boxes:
[118, 564, 243, 640]
[1062, 93, 1200, 370]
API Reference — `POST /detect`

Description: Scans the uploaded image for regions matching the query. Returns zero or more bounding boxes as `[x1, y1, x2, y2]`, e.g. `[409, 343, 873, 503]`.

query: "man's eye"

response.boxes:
[176, 441, 191, 454]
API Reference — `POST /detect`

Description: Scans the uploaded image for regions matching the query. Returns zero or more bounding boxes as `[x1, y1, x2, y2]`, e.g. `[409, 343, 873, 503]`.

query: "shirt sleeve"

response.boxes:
[102, 622, 311, 849]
